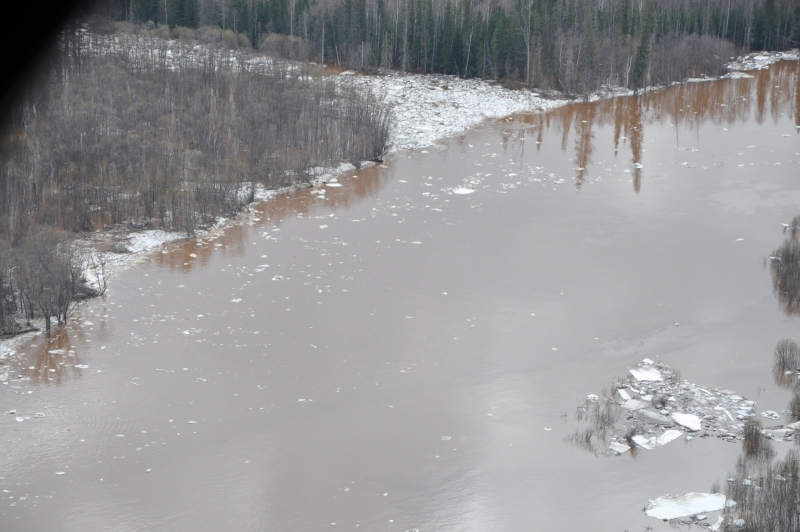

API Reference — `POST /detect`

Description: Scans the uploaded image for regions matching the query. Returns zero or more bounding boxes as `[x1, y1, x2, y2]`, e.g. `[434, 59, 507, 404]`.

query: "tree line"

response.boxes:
[93, 0, 800, 94]
[0, 25, 391, 335]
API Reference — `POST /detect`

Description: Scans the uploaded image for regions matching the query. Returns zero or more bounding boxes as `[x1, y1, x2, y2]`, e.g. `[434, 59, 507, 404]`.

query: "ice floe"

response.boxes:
[568, 358, 792, 456]
[645, 492, 727, 520]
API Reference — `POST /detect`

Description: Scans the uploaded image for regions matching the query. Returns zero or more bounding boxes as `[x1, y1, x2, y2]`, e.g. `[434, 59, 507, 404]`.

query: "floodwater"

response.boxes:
[2, 61, 800, 531]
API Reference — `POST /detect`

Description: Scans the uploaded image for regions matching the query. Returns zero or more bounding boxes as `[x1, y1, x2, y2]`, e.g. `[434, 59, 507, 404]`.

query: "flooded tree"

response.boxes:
[724, 448, 800, 531]
[773, 338, 800, 388]
[769, 215, 800, 316]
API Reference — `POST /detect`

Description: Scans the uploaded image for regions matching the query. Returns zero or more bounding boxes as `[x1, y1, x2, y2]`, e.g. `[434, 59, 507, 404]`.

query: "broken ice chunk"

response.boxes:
[656, 429, 683, 446]
[644, 493, 726, 520]
[585, 394, 599, 403]
[629, 367, 663, 381]
[441, 436, 452, 441]
[452, 188, 475, 195]
[631, 435, 656, 449]
[617, 389, 631, 400]
[761, 410, 780, 420]
[636, 410, 673, 425]
[609, 441, 630, 453]
[671, 413, 702, 431]
[622, 399, 650, 410]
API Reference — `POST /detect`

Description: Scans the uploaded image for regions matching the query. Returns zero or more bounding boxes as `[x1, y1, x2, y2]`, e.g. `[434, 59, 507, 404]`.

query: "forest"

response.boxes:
[0, 22, 390, 335]
[93, 0, 800, 93]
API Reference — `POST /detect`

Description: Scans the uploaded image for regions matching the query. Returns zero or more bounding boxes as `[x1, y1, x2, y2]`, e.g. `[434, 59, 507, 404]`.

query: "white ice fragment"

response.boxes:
[631, 435, 656, 449]
[326, 183, 343, 187]
[441, 436, 452, 441]
[656, 430, 683, 446]
[642, 358, 654, 365]
[671, 413, 702, 431]
[187, 421, 198, 424]
[761, 410, 780, 420]
[629, 367, 663, 381]
[319, 225, 329, 229]
[709, 515, 724, 531]
[83, 321, 94, 326]
[75, 364, 89, 369]
[55, 471, 65, 475]
[586, 394, 599, 403]
[641, 395, 654, 402]
[644, 493, 726, 520]
[618, 389, 631, 400]
[33, 413, 45, 418]
[622, 399, 650, 410]
[231, 298, 242, 303]
[609, 441, 630, 453]
[452, 188, 475, 195]
[15, 417, 26, 422]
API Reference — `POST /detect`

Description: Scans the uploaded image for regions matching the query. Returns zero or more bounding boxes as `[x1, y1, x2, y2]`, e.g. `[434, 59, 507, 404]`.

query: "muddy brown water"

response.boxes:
[2, 62, 800, 531]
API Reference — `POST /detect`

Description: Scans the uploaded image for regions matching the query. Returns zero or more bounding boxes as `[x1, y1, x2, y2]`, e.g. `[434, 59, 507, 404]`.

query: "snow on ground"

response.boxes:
[343, 70, 566, 151]
[727, 49, 800, 71]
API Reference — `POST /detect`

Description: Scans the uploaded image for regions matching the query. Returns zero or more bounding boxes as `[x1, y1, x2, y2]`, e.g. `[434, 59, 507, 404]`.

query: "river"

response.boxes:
[1, 60, 799, 531]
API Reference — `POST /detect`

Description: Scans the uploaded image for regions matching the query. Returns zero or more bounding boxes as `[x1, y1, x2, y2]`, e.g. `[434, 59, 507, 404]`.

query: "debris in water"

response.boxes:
[671, 413, 702, 431]
[452, 188, 475, 195]
[567, 359, 773, 456]
[644, 492, 727, 520]
[632, 435, 656, 449]
[629, 367, 663, 381]
[609, 441, 630, 453]
[655, 429, 683, 445]
[441, 436, 452, 441]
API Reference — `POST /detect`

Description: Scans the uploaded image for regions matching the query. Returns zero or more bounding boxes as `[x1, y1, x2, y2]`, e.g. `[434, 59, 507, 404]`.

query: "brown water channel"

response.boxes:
[2, 62, 800, 531]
